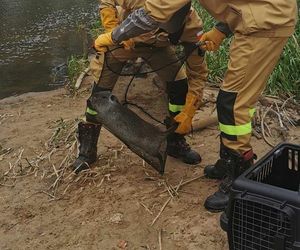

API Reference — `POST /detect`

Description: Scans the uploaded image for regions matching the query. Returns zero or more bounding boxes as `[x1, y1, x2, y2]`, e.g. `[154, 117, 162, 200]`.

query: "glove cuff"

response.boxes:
[215, 22, 232, 38]
[212, 27, 226, 43]
[183, 92, 199, 118]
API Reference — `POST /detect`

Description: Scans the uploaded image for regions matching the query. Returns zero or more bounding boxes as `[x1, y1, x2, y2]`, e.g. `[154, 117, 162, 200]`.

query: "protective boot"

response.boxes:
[167, 132, 201, 165]
[204, 144, 228, 179]
[204, 143, 255, 179]
[204, 147, 255, 212]
[71, 122, 101, 174]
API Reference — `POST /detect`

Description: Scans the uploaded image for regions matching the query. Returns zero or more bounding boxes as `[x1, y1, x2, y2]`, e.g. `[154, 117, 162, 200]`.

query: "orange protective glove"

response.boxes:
[94, 32, 115, 52]
[174, 93, 199, 134]
[199, 27, 226, 52]
[121, 39, 135, 50]
[100, 7, 119, 32]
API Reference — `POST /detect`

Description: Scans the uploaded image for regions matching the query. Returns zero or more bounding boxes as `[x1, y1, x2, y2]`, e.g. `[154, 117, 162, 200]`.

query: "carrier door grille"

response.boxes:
[232, 199, 293, 250]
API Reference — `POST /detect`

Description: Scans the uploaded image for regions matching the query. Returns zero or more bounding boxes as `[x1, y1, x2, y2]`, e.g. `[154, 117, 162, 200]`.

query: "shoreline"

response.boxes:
[0, 88, 66, 105]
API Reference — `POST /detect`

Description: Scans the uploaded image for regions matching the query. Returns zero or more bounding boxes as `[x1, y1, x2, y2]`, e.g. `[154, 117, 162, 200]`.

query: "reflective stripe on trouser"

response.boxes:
[217, 34, 288, 154]
[167, 78, 188, 116]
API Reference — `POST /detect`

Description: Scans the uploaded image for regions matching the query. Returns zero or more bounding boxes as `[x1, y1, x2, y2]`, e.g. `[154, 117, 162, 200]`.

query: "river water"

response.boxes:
[0, 0, 98, 99]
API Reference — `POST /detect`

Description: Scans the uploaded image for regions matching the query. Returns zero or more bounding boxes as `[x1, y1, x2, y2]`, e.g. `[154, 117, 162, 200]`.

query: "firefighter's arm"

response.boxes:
[99, 0, 119, 31]
[95, 0, 134, 51]
[100, 7, 119, 32]
[144, 0, 191, 23]
[95, 0, 190, 51]
[111, 0, 190, 43]
[95, 1, 120, 52]
[111, 8, 158, 43]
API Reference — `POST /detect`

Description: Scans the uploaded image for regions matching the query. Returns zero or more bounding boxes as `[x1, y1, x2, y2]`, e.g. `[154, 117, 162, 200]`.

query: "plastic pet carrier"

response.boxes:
[221, 143, 300, 250]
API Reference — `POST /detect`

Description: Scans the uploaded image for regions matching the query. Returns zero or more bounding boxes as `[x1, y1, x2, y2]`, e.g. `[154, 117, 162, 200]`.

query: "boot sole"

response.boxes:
[220, 212, 229, 232]
[72, 158, 97, 174]
[203, 173, 224, 180]
[204, 199, 226, 213]
[204, 204, 225, 213]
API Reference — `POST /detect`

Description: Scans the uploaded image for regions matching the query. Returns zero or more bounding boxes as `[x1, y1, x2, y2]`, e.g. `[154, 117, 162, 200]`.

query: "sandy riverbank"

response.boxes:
[0, 74, 299, 250]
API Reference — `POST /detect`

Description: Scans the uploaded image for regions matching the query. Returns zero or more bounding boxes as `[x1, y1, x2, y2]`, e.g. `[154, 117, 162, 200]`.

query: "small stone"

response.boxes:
[117, 240, 128, 249]
[109, 213, 123, 224]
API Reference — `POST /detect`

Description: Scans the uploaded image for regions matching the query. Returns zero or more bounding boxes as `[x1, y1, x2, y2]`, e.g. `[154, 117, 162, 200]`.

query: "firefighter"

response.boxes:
[93, 0, 298, 211]
[72, 0, 208, 173]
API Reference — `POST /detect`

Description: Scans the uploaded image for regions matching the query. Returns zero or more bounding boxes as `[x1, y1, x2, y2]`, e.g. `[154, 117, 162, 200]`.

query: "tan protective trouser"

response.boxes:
[89, 45, 206, 118]
[90, 45, 187, 88]
[218, 34, 288, 154]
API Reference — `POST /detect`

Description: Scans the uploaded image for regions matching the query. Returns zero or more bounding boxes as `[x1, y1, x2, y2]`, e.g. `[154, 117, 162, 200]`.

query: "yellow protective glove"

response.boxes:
[99, 7, 135, 50]
[94, 32, 115, 52]
[100, 7, 119, 32]
[174, 93, 199, 134]
[199, 27, 226, 52]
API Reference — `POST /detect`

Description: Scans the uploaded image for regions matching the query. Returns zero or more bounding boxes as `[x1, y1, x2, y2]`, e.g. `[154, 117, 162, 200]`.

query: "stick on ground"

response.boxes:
[139, 201, 154, 215]
[159, 175, 204, 195]
[151, 179, 183, 226]
[158, 229, 162, 250]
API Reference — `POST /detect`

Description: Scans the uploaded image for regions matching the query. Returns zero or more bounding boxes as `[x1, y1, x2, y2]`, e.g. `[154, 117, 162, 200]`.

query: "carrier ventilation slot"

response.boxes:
[256, 157, 273, 183]
[288, 149, 299, 171]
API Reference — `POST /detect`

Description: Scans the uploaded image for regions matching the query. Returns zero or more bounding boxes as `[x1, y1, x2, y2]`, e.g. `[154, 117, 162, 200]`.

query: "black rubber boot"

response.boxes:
[204, 144, 255, 179]
[71, 122, 101, 174]
[204, 147, 255, 212]
[204, 159, 227, 180]
[167, 133, 201, 165]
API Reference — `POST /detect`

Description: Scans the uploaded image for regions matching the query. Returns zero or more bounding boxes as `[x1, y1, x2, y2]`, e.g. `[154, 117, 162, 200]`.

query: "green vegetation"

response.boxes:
[66, 20, 102, 92]
[268, 30, 300, 98]
[66, 19, 104, 94]
[67, 55, 88, 90]
[193, 1, 300, 99]
[90, 19, 104, 39]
